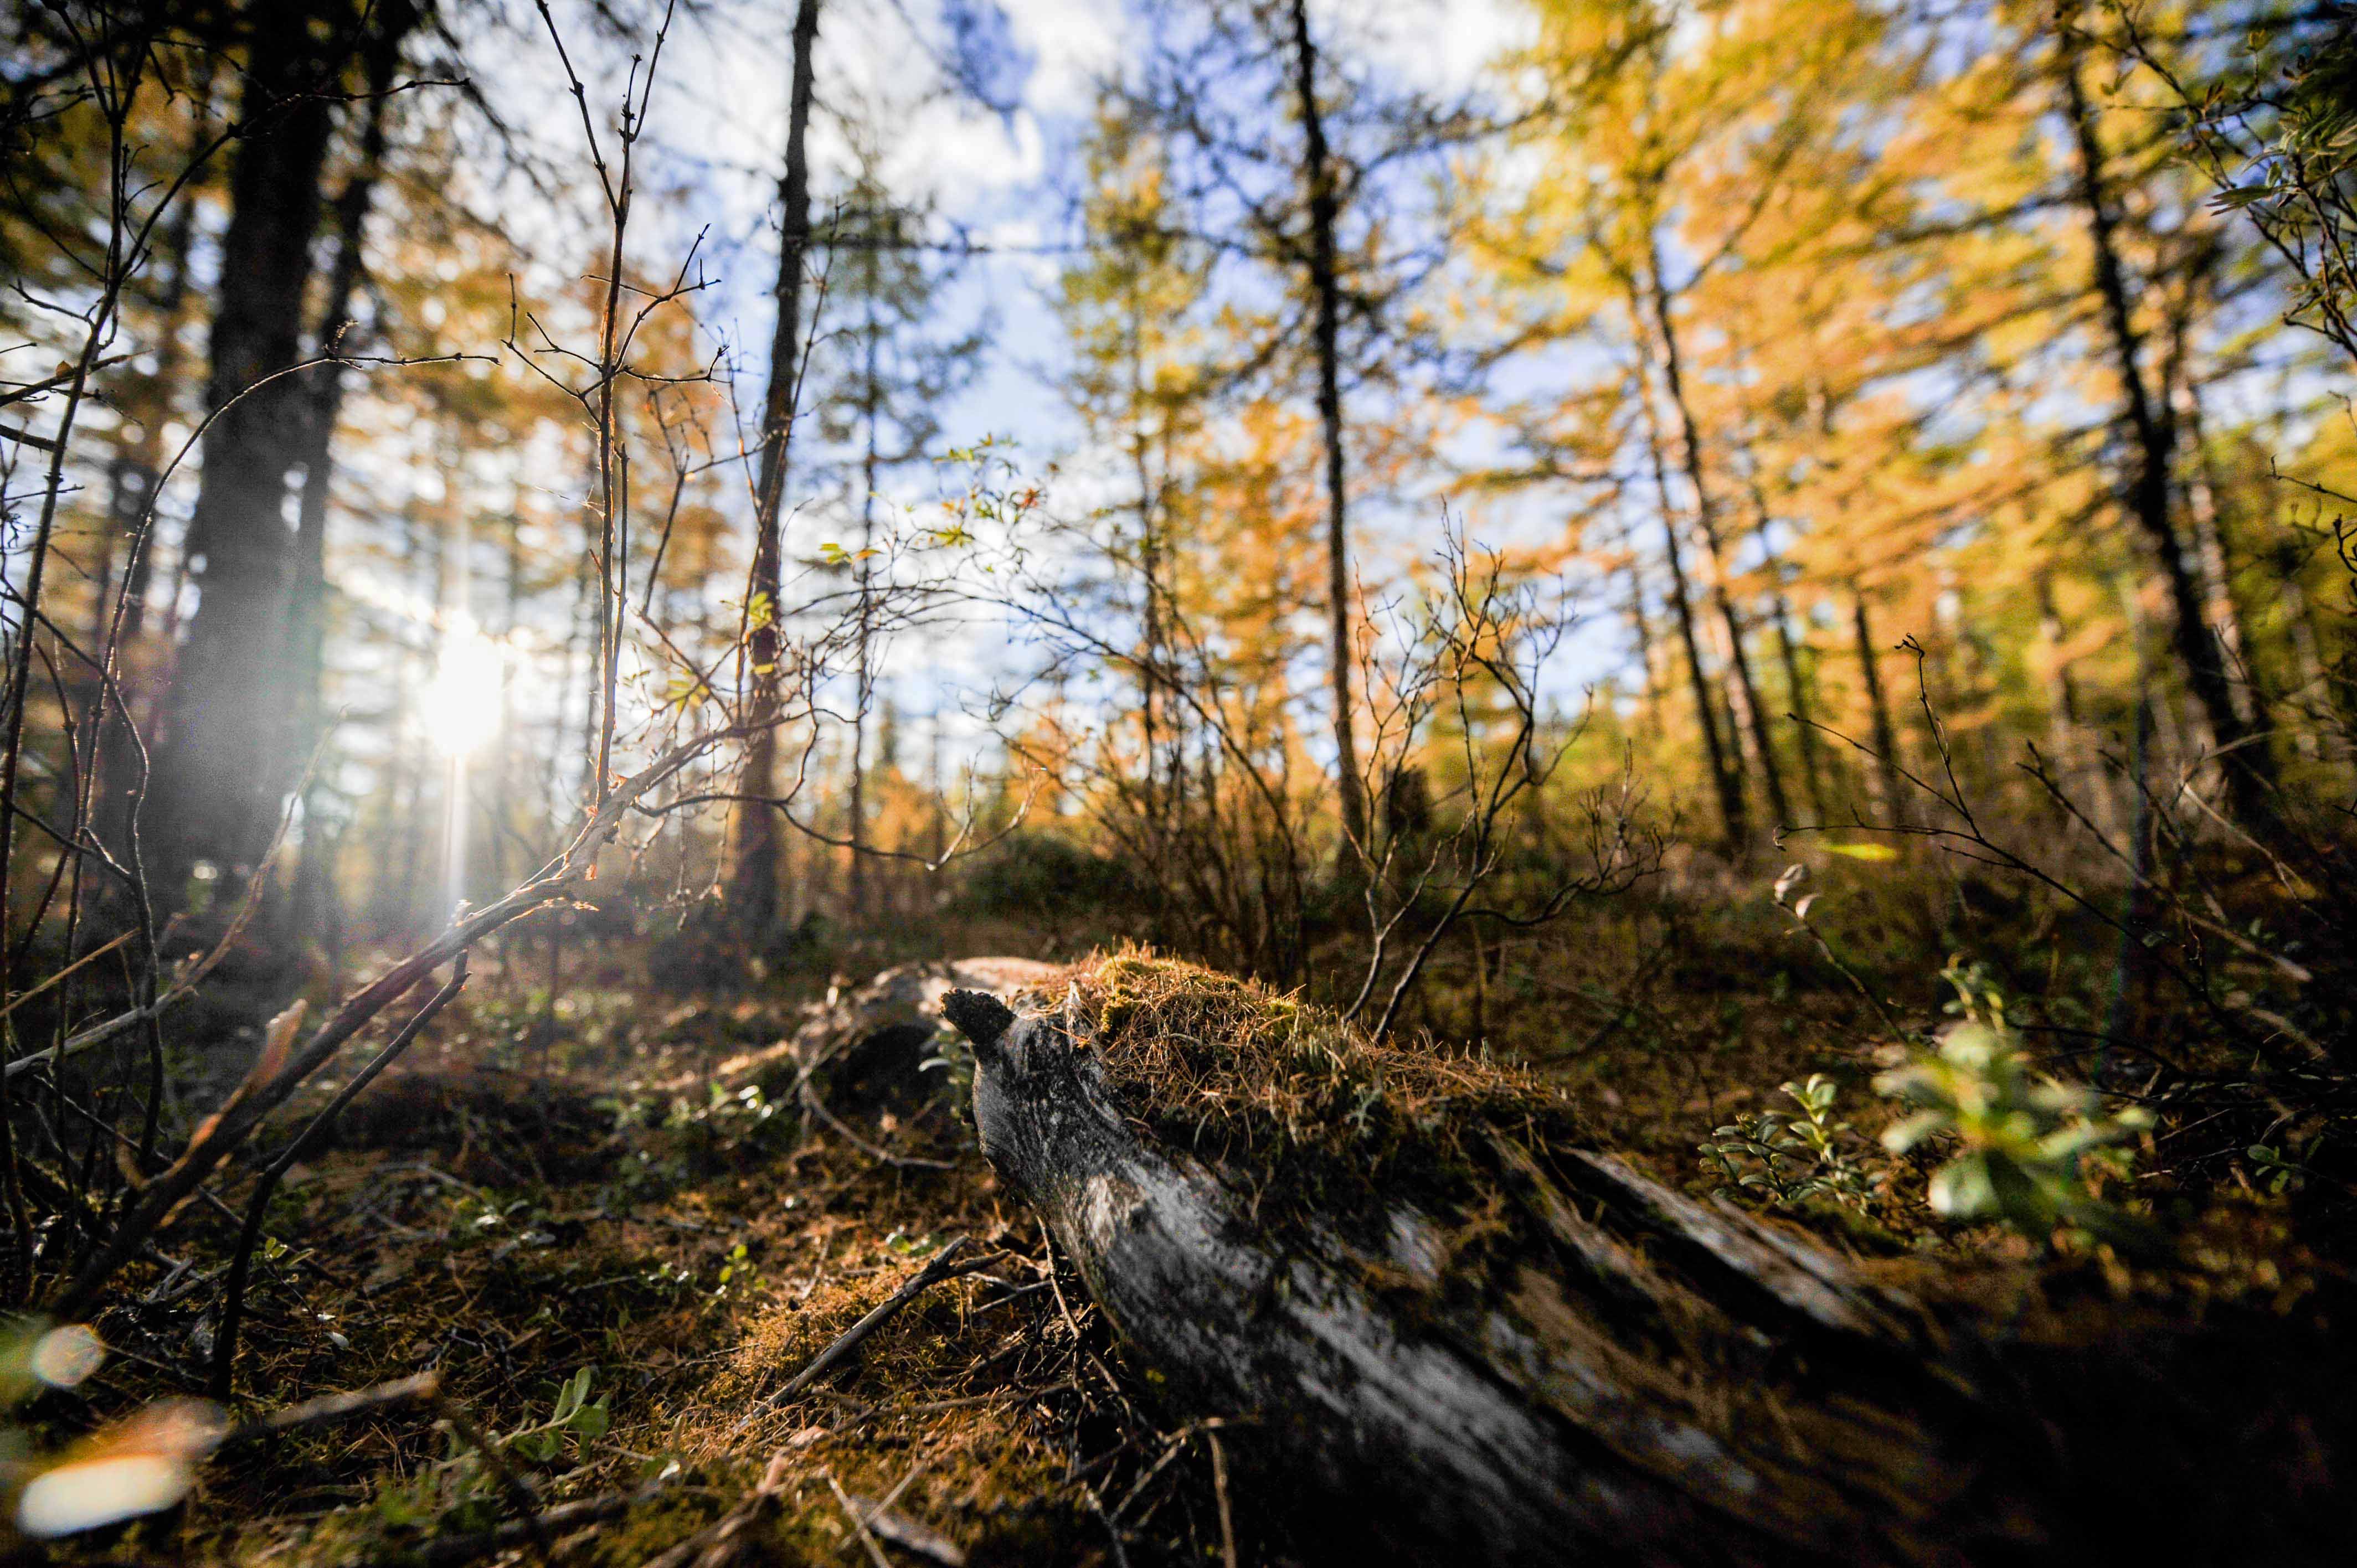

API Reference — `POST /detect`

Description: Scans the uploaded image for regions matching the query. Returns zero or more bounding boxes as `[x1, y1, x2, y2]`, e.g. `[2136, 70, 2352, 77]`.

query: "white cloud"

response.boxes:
[1316, 0, 1535, 97]
[997, 0, 1126, 116]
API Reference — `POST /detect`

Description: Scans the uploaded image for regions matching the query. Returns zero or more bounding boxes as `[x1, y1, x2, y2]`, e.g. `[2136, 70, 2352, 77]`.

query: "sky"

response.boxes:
[532, 0, 1576, 763]
[247, 0, 1665, 862]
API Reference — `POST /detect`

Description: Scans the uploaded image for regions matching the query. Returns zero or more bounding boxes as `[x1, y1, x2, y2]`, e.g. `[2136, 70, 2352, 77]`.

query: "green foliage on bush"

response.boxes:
[1698, 1075, 1875, 1210]
[1876, 963, 2155, 1250]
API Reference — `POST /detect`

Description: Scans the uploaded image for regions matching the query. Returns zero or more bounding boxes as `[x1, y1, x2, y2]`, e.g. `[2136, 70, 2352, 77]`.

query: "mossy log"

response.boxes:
[729, 957, 1061, 1115]
[939, 982, 2354, 1567]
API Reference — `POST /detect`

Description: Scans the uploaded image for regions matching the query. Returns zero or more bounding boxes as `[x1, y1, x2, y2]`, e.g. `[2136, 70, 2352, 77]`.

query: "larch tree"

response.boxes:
[726, 0, 822, 940]
[150, 0, 399, 904]
[1104, 0, 1483, 861]
[804, 166, 985, 921]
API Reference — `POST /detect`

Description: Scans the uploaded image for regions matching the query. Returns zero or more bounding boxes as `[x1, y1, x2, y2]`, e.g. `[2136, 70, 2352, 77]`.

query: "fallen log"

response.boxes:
[939, 957, 2356, 1567]
[730, 957, 1061, 1117]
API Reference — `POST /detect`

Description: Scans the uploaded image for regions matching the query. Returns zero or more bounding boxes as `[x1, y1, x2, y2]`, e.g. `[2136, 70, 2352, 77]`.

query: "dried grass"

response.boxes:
[1003, 946, 1589, 1251]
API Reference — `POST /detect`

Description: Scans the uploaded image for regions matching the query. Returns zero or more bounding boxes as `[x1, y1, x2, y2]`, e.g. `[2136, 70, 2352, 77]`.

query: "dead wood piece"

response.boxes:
[766, 958, 1059, 1116]
[842, 1489, 966, 1566]
[942, 984, 2357, 1568]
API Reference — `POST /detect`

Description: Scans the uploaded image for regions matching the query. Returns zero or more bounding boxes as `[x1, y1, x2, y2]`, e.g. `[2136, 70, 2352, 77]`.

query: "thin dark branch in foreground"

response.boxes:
[210, 957, 470, 1400]
[730, 1238, 987, 1436]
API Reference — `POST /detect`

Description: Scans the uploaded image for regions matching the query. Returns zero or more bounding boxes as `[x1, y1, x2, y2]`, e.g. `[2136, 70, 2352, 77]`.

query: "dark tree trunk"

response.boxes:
[1770, 584, 1830, 821]
[1285, 0, 1369, 853]
[150, 4, 352, 901]
[1633, 349, 1746, 851]
[1130, 302, 1169, 808]
[1643, 254, 1790, 833]
[942, 985, 2357, 1567]
[847, 298, 881, 924]
[2056, 30, 2274, 826]
[1617, 515, 1660, 716]
[727, 0, 822, 938]
[1850, 585, 1908, 824]
[1743, 480, 1830, 820]
[287, 1, 415, 948]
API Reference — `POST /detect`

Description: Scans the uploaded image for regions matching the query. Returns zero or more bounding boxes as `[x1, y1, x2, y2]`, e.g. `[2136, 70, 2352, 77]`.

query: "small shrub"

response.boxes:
[1876, 962, 2155, 1250]
[1698, 1074, 1876, 1210]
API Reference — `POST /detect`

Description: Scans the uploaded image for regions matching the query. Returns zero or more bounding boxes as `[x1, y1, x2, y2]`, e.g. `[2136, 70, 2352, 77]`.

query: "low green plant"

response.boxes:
[375, 1366, 609, 1535]
[1698, 1075, 1875, 1210]
[920, 1025, 976, 1107]
[506, 1366, 610, 1463]
[713, 1240, 763, 1300]
[2247, 1142, 2314, 1196]
[1876, 961, 2156, 1250]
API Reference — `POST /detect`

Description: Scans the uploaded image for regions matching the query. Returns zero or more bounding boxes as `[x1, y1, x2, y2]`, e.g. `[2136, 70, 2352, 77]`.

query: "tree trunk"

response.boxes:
[2271, 540, 2342, 756]
[2035, 572, 2122, 839]
[1643, 253, 1791, 832]
[287, 1, 414, 949]
[92, 53, 213, 875]
[1130, 298, 1168, 808]
[941, 983, 2357, 1567]
[726, 0, 822, 938]
[2169, 371, 2258, 727]
[1741, 479, 1830, 821]
[2056, 29, 2274, 825]
[150, 4, 351, 901]
[1616, 515, 1660, 717]
[1632, 349, 1746, 850]
[847, 298, 881, 925]
[1284, 0, 1368, 853]
[1850, 585, 1908, 824]
[1770, 590, 1829, 821]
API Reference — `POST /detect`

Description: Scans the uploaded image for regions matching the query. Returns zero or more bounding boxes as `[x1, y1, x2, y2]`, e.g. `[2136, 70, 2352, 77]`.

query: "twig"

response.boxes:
[729, 1239, 981, 1435]
[210, 957, 470, 1400]
[797, 1079, 957, 1170]
[406, 1485, 667, 1568]
[1208, 1428, 1239, 1568]
[224, 1371, 441, 1442]
[431, 1388, 555, 1567]
[827, 1471, 895, 1568]
[636, 1448, 793, 1568]
[50, 717, 759, 1319]
[0, 931, 130, 1020]
[1039, 1223, 1086, 1351]
[1084, 1477, 1134, 1568]
[6, 736, 332, 1085]
[842, 1488, 966, 1567]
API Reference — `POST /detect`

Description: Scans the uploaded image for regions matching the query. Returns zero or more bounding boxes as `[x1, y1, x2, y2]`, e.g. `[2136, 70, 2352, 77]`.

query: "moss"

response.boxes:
[1009, 947, 1591, 1286]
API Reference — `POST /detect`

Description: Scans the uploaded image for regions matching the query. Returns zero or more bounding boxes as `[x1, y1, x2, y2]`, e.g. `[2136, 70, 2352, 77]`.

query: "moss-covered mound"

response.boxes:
[1003, 948, 1590, 1268]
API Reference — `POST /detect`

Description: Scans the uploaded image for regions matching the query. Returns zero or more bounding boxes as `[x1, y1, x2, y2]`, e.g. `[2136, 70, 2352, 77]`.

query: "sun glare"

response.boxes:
[424, 618, 505, 758]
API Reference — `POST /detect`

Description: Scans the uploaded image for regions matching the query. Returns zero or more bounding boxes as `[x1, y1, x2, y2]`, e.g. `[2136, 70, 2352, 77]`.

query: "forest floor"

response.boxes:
[54, 957, 1254, 1567]
[33, 852, 2338, 1566]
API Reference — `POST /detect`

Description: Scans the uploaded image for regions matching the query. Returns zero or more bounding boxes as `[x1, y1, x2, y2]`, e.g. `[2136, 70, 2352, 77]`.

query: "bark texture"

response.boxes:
[941, 986, 2357, 1567]
[2056, 26, 2274, 825]
[1285, 0, 1369, 853]
[151, 4, 353, 895]
[726, 0, 823, 937]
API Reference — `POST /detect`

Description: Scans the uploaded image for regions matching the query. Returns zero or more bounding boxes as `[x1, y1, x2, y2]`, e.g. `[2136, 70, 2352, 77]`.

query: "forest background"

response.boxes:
[1, 0, 2356, 1557]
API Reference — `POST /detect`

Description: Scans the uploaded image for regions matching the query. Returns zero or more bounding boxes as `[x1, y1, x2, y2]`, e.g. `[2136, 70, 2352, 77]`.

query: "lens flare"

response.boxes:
[424, 617, 505, 757]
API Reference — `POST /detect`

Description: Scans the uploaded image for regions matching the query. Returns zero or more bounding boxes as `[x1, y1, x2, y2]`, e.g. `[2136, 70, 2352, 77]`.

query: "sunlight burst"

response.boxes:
[423, 617, 505, 758]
